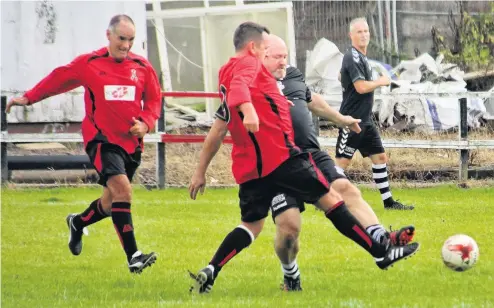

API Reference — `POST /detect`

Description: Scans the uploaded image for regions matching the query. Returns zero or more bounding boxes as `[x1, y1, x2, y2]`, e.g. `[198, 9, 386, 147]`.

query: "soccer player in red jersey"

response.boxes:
[6, 15, 159, 274]
[188, 22, 420, 293]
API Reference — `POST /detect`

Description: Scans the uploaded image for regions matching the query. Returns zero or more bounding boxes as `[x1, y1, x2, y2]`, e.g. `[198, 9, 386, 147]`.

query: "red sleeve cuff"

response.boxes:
[23, 91, 36, 105]
[138, 113, 156, 132]
[227, 87, 251, 108]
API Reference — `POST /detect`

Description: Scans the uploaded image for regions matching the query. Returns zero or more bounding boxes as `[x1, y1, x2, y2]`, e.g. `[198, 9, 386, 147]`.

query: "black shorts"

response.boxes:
[86, 141, 141, 186]
[238, 152, 329, 223]
[335, 124, 385, 159]
[271, 149, 347, 220]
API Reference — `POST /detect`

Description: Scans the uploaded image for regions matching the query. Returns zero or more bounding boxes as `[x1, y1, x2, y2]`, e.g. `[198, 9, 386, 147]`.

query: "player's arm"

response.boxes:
[138, 65, 163, 132]
[308, 93, 361, 133]
[7, 56, 83, 112]
[344, 55, 390, 94]
[189, 118, 228, 200]
[354, 77, 390, 94]
[228, 57, 261, 133]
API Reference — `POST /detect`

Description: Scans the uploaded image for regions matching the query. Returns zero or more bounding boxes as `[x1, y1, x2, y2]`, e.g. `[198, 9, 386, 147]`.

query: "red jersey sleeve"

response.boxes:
[227, 56, 261, 108]
[138, 63, 162, 132]
[24, 55, 85, 104]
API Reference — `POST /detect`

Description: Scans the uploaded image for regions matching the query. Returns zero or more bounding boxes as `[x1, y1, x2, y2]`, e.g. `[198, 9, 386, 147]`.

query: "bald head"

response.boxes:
[264, 34, 288, 79]
[267, 34, 287, 51]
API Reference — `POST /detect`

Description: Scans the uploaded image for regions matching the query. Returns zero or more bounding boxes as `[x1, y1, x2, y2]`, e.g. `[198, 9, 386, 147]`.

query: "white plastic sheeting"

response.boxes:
[305, 38, 492, 132]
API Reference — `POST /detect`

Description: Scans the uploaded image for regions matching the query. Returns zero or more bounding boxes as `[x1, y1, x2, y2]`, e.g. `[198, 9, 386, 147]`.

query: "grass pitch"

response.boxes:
[1, 185, 493, 307]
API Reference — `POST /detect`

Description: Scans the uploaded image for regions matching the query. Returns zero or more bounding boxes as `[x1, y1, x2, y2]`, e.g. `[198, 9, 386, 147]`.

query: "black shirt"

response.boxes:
[339, 47, 374, 124]
[278, 66, 320, 151]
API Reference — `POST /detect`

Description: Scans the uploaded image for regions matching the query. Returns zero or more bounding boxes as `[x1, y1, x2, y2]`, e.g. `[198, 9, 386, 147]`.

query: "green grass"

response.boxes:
[1, 185, 493, 307]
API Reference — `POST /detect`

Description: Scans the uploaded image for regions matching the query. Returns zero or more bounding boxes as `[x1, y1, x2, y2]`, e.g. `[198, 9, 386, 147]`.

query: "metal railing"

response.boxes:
[1, 93, 493, 188]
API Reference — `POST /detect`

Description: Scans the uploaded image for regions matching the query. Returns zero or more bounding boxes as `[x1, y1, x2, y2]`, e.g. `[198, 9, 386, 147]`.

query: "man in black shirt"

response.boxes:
[263, 35, 417, 291]
[337, 17, 414, 211]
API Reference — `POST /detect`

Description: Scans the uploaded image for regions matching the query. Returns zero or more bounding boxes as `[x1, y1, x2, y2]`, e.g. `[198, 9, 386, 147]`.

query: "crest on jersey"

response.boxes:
[219, 84, 231, 124]
[352, 48, 360, 63]
[130, 69, 138, 82]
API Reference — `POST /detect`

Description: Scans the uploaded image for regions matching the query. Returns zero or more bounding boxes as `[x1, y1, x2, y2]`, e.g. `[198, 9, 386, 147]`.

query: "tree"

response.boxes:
[431, 1, 494, 72]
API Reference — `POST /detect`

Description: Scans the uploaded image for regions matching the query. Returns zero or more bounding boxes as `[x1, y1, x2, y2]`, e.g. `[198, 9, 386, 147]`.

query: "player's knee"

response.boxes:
[109, 184, 132, 202]
[372, 153, 388, 164]
[316, 190, 343, 211]
[242, 219, 265, 239]
[277, 219, 301, 242]
[336, 180, 362, 200]
[335, 157, 351, 169]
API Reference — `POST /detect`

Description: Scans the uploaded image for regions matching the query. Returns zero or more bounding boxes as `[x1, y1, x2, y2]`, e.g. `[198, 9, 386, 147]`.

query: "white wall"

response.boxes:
[1, 1, 147, 123]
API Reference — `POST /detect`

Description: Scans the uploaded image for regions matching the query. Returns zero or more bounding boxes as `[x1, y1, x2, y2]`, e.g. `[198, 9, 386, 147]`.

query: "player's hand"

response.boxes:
[129, 117, 148, 138]
[341, 115, 361, 134]
[287, 100, 295, 106]
[6, 96, 30, 113]
[243, 112, 259, 133]
[377, 75, 391, 86]
[189, 172, 206, 200]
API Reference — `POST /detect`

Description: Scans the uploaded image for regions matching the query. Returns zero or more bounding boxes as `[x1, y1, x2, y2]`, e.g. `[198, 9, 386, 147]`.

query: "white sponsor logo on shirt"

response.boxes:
[104, 85, 136, 101]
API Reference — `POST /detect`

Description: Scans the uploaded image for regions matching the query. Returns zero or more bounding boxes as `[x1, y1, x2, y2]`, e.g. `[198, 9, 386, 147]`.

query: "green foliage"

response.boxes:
[191, 102, 206, 113]
[432, 2, 494, 71]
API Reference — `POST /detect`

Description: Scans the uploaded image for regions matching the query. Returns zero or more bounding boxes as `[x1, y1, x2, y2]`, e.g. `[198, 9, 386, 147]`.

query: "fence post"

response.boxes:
[156, 96, 166, 189]
[1, 96, 8, 184]
[459, 97, 468, 182]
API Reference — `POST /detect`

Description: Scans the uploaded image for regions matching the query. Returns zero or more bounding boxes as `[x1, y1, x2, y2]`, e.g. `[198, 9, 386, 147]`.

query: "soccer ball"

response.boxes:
[441, 234, 479, 272]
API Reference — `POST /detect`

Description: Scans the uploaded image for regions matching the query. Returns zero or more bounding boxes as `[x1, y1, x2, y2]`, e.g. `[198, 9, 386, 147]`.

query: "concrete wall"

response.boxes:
[1, 1, 147, 123]
[397, 1, 492, 59]
[293, 1, 492, 75]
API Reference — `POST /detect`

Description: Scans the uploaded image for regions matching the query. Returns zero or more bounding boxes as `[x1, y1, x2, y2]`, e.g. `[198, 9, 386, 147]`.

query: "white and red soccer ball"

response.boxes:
[441, 234, 479, 272]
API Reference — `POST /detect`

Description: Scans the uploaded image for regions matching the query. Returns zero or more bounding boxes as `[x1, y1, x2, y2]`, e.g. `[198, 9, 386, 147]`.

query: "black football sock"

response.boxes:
[325, 202, 386, 258]
[111, 202, 138, 262]
[209, 225, 254, 277]
[72, 199, 110, 230]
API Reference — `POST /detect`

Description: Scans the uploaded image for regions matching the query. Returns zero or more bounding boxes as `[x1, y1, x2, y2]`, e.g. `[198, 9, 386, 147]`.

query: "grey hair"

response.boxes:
[349, 17, 368, 32]
[108, 14, 134, 32]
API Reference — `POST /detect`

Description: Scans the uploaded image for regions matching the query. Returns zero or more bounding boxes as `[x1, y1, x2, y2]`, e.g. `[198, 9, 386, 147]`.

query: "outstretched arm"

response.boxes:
[189, 119, 229, 199]
[308, 93, 361, 133]
[7, 56, 83, 112]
